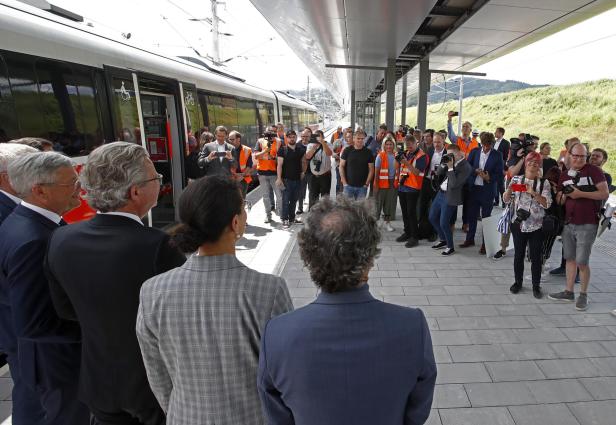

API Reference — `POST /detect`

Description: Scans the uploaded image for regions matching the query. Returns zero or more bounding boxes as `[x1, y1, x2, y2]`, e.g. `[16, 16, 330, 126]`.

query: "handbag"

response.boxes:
[497, 200, 514, 235]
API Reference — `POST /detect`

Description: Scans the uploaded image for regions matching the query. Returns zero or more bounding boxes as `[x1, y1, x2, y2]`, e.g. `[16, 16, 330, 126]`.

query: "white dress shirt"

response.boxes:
[429, 148, 445, 178]
[20, 201, 62, 224]
[494, 138, 502, 152]
[97, 211, 144, 225]
[474, 149, 491, 186]
[0, 189, 21, 205]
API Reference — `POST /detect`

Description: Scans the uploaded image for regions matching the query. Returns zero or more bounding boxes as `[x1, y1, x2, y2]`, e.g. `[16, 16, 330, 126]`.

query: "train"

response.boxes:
[0, 0, 319, 226]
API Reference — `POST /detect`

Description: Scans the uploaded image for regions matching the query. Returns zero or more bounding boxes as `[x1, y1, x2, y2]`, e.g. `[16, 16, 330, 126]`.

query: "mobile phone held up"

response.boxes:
[215, 151, 227, 158]
[451, 111, 459, 117]
[511, 183, 527, 192]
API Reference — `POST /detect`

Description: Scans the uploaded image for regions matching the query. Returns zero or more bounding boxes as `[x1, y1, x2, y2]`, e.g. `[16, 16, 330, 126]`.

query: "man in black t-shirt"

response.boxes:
[340, 129, 374, 200]
[277, 130, 307, 228]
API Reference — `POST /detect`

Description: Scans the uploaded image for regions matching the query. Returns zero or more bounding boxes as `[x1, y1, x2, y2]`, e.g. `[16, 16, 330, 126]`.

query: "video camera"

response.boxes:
[262, 130, 277, 148]
[510, 134, 535, 157]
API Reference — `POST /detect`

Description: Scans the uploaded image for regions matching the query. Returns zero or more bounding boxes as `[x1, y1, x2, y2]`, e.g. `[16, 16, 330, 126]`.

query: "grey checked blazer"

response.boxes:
[136, 254, 293, 425]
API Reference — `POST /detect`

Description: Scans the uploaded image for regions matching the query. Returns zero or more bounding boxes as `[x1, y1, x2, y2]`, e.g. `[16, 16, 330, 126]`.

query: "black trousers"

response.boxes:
[512, 224, 543, 286]
[308, 172, 331, 209]
[91, 402, 165, 425]
[399, 190, 421, 240]
[418, 177, 437, 238]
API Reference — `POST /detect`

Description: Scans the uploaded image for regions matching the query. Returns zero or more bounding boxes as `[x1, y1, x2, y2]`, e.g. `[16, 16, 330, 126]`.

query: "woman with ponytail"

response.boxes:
[136, 175, 294, 425]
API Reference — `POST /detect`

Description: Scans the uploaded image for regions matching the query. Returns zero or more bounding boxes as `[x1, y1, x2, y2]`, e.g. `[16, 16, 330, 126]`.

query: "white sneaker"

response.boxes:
[385, 222, 395, 232]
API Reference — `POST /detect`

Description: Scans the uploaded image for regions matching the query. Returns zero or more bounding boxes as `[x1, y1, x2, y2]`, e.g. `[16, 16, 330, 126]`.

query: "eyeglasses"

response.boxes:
[570, 154, 586, 159]
[138, 173, 163, 186]
[39, 179, 81, 190]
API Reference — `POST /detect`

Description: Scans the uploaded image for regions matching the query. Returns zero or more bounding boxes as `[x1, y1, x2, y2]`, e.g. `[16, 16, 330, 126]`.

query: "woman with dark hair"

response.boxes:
[136, 175, 293, 425]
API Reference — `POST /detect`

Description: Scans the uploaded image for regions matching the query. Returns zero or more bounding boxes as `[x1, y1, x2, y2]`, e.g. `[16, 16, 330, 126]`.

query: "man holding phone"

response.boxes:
[198, 125, 236, 177]
[305, 130, 333, 209]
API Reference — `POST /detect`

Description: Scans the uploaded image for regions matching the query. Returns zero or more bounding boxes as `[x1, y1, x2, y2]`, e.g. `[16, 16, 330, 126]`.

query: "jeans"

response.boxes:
[343, 185, 368, 200]
[398, 190, 421, 239]
[282, 179, 301, 221]
[512, 224, 543, 286]
[298, 173, 311, 212]
[418, 177, 437, 238]
[335, 166, 343, 193]
[309, 172, 331, 209]
[465, 185, 495, 243]
[429, 191, 458, 249]
[258, 174, 282, 218]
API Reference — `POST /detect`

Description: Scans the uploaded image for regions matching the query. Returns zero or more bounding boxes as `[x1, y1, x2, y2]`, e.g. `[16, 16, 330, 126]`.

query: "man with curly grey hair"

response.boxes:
[257, 196, 437, 425]
[45, 142, 185, 425]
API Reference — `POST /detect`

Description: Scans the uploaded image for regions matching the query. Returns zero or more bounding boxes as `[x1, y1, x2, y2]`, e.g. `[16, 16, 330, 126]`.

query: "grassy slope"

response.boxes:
[396, 79, 616, 176]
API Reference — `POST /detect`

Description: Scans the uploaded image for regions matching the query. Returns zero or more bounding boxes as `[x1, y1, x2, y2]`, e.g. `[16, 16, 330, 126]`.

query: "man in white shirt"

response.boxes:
[419, 132, 447, 241]
[493, 127, 510, 206]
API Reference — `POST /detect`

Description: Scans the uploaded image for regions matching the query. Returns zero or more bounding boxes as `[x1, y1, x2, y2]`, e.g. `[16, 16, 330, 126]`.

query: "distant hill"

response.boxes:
[397, 79, 616, 176]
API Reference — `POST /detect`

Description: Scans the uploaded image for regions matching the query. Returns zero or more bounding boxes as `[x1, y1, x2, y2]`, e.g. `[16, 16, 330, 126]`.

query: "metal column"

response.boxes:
[350, 89, 356, 130]
[417, 57, 430, 130]
[385, 58, 396, 130]
[401, 74, 407, 126]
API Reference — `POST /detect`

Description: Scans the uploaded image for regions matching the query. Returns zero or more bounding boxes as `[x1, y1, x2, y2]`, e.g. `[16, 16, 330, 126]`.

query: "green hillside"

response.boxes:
[396, 79, 616, 176]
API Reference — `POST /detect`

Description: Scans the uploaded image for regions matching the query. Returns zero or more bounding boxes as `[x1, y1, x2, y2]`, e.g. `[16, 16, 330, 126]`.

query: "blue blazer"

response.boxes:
[0, 205, 81, 390]
[258, 284, 437, 425]
[466, 147, 504, 198]
[0, 191, 17, 225]
[0, 192, 18, 353]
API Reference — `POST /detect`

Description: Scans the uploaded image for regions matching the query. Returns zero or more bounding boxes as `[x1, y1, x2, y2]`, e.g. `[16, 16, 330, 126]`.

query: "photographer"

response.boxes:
[305, 129, 333, 209]
[548, 142, 609, 311]
[429, 145, 472, 256]
[506, 134, 538, 178]
[396, 134, 428, 248]
[340, 128, 374, 200]
[504, 152, 553, 299]
[254, 126, 282, 223]
[197, 125, 236, 177]
[418, 132, 448, 241]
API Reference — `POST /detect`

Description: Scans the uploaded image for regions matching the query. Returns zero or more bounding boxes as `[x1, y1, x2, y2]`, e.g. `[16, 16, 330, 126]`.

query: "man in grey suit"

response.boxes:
[428, 144, 472, 255]
[197, 125, 236, 176]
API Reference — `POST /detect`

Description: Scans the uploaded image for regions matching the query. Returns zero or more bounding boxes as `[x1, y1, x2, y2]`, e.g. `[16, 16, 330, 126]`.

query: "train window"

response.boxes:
[6, 54, 47, 139]
[0, 54, 18, 142]
[257, 101, 274, 132]
[291, 107, 299, 131]
[281, 105, 292, 129]
[110, 76, 140, 144]
[236, 98, 258, 146]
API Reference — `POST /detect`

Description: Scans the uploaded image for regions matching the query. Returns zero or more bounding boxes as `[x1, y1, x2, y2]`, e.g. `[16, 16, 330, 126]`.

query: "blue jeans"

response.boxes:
[282, 179, 301, 221]
[343, 185, 367, 200]
[429, 191, 458, 249]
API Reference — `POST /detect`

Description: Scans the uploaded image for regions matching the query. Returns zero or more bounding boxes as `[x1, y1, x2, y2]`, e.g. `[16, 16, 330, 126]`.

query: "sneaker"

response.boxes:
[510, 282, 522, 294]
[385, 222, 395, 232]
[405, 238, 419, 248]
[575, 293, 588, 311]
[549, 266, 566, 276]
[396, 233, 410, 242]
[492, 250, 506, 261]
[432, 241, 448, 250]
[533, 286, 543, 299]
[548, 290, 575, 302]
[282, 220, 290, 229]
[442, 248, 455, 256]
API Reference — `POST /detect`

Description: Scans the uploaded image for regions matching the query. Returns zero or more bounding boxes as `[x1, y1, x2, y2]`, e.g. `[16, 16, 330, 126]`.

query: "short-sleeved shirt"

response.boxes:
[375, 153, 396, 179]
[558, 163, 606, 225]
[307, 142, 334, 175]
[277, 144, 306, 180]
[341, 146, 373, 187]
[398, 150, 428, 193]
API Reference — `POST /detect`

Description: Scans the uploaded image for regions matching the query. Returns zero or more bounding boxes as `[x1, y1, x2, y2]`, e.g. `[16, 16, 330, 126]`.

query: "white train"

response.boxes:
[0, 0, 319, 225]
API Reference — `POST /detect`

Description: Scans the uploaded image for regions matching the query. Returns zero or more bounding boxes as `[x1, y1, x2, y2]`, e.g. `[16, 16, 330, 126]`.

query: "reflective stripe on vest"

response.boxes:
[239, 146, 253, 184]
[256, 139, 278, 172]
[457, 137, 479, 158]
[400, 150, 426, 190]
[376, 151, 399, 189]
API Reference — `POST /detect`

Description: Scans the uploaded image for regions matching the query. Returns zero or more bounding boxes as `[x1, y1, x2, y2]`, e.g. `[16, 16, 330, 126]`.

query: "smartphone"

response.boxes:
[511, 183, 527, 192]
[451, 111, 459, 117]
[215, 151, 227, 158]
[309, 134, 318, 144]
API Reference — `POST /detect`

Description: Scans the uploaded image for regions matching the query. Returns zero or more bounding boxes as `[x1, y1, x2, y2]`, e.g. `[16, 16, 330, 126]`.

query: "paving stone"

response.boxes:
[433, 384, 470, 408]
[430, 330, 471, 346]
[454, 305, 498, 317]
[526, 314, 578, 328]
[444, 286, 485, 296]
[464, 381, 536, 406]
[435, 363, 492, 384]
[370, 286, 405, 296]
[527, 379, 593, 403]
[433, 346, 452, 364]
[427, 295, 474, 306]
[599, 341, 616, 355]
[494, 304, 543, 316]
[449, 345, 507, 362]
[588, 357, 616, 376]
[439, 407, 515, 425]
[570, 313, 616, 327]
[514, 328, 569, 343]
[508, 403, 580, 425]
[380, 277, 422, 286]
[485, 361, 545, 382]
[421, 306, 459, 318]
[436, 317, 488, 331]
[288, 287, 318, 298]
[466, 329, 520, 345]
[425, 410, 442, 425]
[501, 343, 558, 360]
[579, 377, 616, 400]
[568, 400, 616, 425]
[397, 270, 437, 278]
[383, 295, 430, 306]
[536, 358, 601, 379]
[402, 286, 447, 296]
[560, 326, 616, 342]
[549, 341, 611, 359]
[485, 316, 533, 329]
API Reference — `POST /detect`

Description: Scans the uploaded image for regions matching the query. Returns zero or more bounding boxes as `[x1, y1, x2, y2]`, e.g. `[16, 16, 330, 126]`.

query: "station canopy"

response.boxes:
[249, 0, 616, 106]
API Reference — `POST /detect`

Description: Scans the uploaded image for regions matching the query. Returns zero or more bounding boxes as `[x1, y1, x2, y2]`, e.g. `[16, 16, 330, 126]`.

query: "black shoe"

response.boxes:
[270, 205, 275, 212]
[549, 266, 566, 276]
[405, 238, 419, 248]
[432, 241, 447, 250]
[492, 250, 506, 261]
[396, 233, 410, 242]
[296, 210, 303, 215]
[442, 248, 455, 256]
[510, 282, 522, 294]
[533, 286, 543, 299]
[494, 200, 499, 207]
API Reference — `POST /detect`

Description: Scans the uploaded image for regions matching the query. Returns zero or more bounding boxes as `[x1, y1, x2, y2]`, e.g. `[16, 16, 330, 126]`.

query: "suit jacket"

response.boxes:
[495, 138, 510, 169]
[0, 191, 17, 225]
[0, 205, 81, 390]
[258, 284, 437, 425]
[136, 254, 294, 425]
[197, 141, 236, 176]
[466, 147, 504, 199]
[0, 192, 18, 353]
[436, 159, 472, 206]
[45, 213, 186, 412]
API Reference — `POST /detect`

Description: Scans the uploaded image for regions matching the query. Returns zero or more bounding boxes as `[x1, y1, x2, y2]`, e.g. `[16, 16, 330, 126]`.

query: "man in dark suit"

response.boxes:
[197, 125, 236, 176]
[258, 196, 436, 425]
[0, 151, 89, 424]
[45, 142, 186, 425]
[493, 127, 510, 206]
[460, 132, 504, 254]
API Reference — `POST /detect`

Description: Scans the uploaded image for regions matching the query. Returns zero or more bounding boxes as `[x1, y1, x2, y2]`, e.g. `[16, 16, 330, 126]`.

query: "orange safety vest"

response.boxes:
[456, 136, 479, 158]
[239, 145, 253, 184]
[332, 131, 342, 141]
[400, 149, 426, 190]
[375, 151, 399, 189]
[256, 138, 279, 172]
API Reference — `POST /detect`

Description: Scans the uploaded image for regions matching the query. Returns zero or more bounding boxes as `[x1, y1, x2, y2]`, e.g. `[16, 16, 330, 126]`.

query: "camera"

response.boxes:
[441, 153, 455, 164]
[262, 131, 277, 148]
[510, 134, 535, 157]
[514, 208, 531, 224]
[395, 149, 406, 163]
[313, 159, 322, 172]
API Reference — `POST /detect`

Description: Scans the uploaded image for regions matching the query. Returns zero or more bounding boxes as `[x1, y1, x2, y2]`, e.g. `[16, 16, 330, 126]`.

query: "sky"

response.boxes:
[49, 0, 616, 91]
